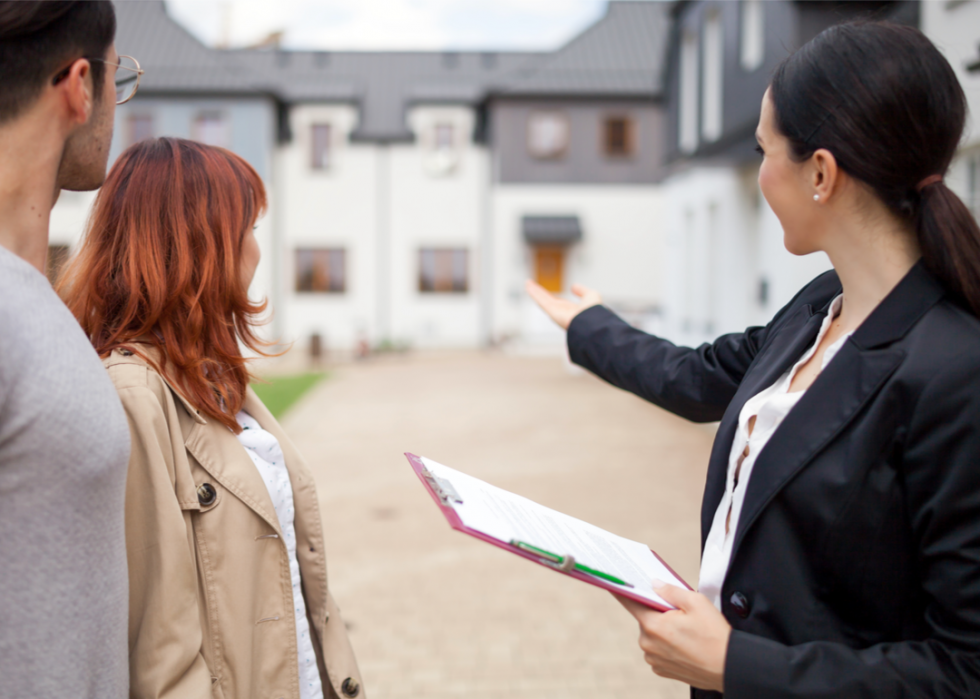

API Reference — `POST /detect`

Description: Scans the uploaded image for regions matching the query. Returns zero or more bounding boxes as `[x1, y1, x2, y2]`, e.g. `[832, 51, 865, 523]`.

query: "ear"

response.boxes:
[810, 148, 840, 203]
[54, 58, 95, 128]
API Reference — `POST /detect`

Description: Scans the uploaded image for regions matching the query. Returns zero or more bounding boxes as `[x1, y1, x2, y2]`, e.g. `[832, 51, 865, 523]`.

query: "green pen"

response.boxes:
[511, 540, 634, 588]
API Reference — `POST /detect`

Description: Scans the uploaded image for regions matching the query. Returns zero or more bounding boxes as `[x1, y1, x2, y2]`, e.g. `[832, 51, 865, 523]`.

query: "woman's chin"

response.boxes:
[782, 235, 820, 257]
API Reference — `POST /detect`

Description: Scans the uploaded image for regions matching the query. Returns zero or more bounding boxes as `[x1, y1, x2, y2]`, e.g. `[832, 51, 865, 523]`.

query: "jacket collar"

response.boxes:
[179, 390, 284, 537]
[700, 304, 824, 541]
[703, 261, 945, 553]
[850, 259, 945, 349]
[123, 346, 284, 534]
[115, 343, 208, 425]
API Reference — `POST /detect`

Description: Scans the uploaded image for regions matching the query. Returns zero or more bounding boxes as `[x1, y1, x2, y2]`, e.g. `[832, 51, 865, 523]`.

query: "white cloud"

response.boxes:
[166, 0, 613, 51]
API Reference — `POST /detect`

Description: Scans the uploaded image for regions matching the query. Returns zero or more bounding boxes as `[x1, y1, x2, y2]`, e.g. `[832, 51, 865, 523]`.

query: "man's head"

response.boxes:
[0, 1, 117, 190]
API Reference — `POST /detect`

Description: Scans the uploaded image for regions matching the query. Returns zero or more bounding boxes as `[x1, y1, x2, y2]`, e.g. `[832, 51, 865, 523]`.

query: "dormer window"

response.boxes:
[423, 120, 459, 176]
[193, 111, 229, 148]
[603, 116, 635, 158]
[527, 111, 570, 160]
[434, 123, 454, 151]
[311, 123, 331, 170]
[129, 114, 153, 145]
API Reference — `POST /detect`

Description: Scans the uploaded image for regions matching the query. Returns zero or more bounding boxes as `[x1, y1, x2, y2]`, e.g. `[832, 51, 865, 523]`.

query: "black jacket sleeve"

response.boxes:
[565, 273, 838, 423]
[567, 306, 770, 423]
[723, 354, 980, 699]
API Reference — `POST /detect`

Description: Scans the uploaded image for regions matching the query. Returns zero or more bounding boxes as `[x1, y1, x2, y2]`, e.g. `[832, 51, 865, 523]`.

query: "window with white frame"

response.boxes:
[527, 111, 570, 160]
[193, 111, 230, 148]
[311, 123, 331, 169]
[702, 10, 723, 142]
[679, 30, 699, 152]
[434, 122, 454, 150]
[740, 0, 765, 71]
[419, 248, 468, 293]
[295, 248, 346, 293]
[129, 114, 153, 145]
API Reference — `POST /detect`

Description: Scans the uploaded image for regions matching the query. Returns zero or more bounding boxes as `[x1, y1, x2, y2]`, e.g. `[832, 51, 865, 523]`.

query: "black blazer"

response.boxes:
[567, 262, 980, 698]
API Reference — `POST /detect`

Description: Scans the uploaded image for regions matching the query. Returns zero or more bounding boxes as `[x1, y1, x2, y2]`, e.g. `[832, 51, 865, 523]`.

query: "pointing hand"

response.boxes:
[525, 279, 603, 330]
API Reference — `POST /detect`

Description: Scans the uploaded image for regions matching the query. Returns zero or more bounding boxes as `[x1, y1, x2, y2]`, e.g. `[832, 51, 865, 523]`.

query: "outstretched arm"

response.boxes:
[527, 279, 771, 423]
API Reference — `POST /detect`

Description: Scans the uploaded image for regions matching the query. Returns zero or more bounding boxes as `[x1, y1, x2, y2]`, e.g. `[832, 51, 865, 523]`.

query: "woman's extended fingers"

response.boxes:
[525, 279, 602, 330]
[570, 283, 603, 306]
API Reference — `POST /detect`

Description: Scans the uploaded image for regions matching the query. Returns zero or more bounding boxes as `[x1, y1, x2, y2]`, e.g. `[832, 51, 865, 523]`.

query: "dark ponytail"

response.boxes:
[770, 22, 980, 316]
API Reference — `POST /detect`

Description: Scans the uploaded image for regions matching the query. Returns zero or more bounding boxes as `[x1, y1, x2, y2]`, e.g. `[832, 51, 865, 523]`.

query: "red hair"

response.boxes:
[58, 137, 271, 432]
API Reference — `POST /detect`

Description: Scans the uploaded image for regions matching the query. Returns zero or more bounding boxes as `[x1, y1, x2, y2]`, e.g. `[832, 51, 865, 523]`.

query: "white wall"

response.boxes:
[277, 104, 489, 351]
[275, 104, 378, 352]
[923, 2, 980, 218]
[490, 185, 663, 349]
[386, 106, 486, 349]
[660, 164, 831, 348]
[923, 1, 980, 150]
[47, 97, 671, 354]
[48, 190, 97, 250]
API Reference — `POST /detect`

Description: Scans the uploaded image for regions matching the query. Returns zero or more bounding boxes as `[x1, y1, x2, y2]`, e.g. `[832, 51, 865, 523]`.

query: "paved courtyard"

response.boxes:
[279, 350, 716, 699]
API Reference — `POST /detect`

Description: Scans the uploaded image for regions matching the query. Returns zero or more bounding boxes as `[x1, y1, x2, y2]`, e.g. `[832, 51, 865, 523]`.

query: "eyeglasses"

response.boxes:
[51, 55, 144, 105]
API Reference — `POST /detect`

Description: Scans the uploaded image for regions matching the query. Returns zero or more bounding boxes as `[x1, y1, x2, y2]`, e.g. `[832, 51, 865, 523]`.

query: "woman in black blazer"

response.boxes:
[529, 22, 980, 699]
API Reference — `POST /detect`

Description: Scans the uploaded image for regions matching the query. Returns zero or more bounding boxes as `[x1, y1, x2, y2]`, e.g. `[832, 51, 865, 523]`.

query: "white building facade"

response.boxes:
[657, 0, 931, 347]
[48, 1, 672, 355]
[52, 1, 971, 358]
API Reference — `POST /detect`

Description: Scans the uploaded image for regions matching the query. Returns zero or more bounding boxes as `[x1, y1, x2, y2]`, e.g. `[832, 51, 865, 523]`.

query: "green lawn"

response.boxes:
[251, 372, 327, 418]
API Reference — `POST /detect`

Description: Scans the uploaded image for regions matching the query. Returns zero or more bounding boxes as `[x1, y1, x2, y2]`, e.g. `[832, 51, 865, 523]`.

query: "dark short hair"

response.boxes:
[0, 1, 116, 124]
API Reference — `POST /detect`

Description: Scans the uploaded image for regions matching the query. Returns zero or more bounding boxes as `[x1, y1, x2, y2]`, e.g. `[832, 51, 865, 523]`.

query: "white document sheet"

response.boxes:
[421, 457, 684, 609]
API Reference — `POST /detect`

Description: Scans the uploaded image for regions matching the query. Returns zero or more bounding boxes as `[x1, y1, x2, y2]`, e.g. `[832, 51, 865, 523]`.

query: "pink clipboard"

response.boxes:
[406, 452, 692, 612]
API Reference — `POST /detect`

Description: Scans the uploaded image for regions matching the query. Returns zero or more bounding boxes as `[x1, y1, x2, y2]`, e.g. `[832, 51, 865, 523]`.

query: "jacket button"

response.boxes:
[197, 483, 217, 506]
[341, 678, 360, 697]
[729, 591, 750, 619]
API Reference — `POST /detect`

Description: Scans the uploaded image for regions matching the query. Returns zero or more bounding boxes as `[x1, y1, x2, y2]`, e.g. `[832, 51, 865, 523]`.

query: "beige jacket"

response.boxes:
[104, 349, 364, 699]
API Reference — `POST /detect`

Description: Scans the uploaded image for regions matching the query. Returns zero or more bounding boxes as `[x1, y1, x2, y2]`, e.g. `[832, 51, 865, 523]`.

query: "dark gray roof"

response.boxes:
[500, 2, 670, 97]
[112, 0, 670, 140]
[114, 1, 257, 94]
[231, 50, 541, 140]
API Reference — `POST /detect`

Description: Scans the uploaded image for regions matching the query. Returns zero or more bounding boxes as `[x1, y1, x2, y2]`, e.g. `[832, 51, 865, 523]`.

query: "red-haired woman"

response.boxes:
[58, 138, 364, 699]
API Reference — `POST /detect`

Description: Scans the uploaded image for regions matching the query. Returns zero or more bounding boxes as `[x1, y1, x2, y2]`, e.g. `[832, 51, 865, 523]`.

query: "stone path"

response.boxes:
[280, 350, 715, 699]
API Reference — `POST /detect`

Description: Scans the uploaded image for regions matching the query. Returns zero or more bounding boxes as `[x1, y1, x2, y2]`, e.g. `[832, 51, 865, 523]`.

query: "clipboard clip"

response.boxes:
[510, 540, 634, 587]
[512, 540, 577, 571]
[420, 467, 463, 505]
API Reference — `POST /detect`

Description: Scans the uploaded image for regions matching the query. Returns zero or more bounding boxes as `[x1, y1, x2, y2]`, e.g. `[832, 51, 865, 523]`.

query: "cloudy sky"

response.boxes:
[166, 0, 646, 52]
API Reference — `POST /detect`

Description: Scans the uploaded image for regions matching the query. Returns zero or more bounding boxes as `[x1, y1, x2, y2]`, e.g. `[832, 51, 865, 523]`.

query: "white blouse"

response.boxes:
[235, 411, 324, 699]
[698, 295, 852, 611]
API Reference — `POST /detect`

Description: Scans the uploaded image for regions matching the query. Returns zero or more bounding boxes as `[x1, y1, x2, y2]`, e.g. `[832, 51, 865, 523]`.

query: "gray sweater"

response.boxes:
[0, 247, 130, 698]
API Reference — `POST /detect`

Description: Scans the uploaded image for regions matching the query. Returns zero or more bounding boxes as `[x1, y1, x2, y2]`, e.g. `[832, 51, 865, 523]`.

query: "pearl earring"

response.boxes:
[813, 194, 820, 201]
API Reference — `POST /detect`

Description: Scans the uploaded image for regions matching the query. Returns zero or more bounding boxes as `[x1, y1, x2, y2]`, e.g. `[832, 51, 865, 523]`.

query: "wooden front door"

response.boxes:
[534, 247, 564, 293]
